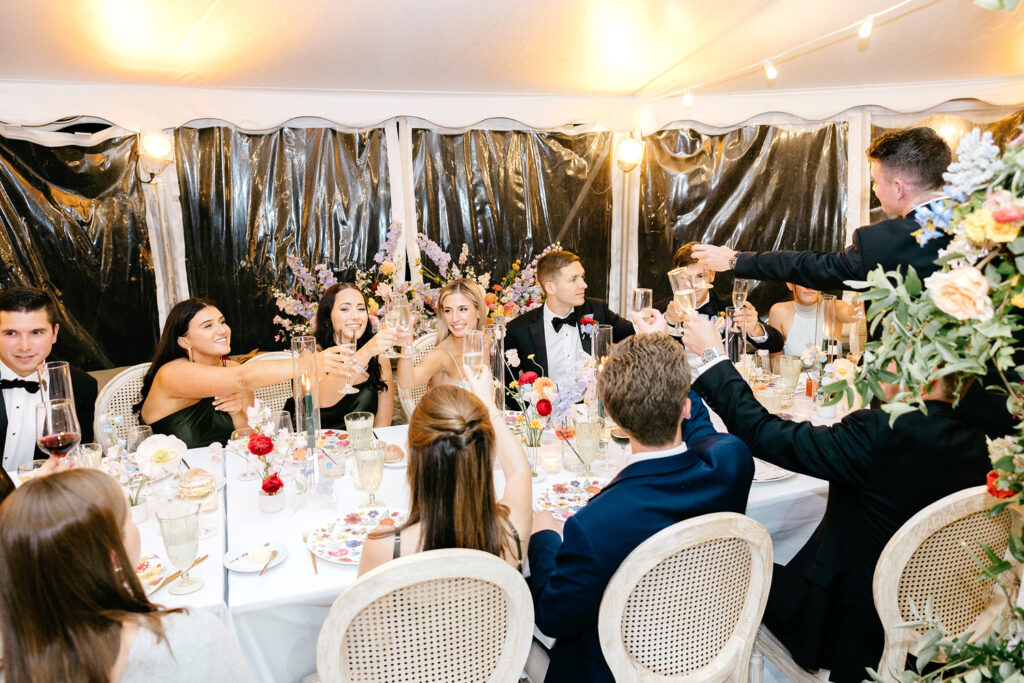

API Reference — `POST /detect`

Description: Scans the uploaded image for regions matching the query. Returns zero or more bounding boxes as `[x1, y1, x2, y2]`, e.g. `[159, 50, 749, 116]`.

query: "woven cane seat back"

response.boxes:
[316, 548, 533, 683]
[343, 577, 507, 682]
[897, 508, 1013, 636]
[246, 351, 294, 414]
[624, 537, 752, 675]
[397, 333, 437, 419]
[599, 513, 773, 682]
[93, 363, 149, 446]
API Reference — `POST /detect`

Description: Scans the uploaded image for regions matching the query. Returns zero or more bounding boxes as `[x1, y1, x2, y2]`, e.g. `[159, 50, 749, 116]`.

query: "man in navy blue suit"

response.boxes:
[526, 333, 754, 683]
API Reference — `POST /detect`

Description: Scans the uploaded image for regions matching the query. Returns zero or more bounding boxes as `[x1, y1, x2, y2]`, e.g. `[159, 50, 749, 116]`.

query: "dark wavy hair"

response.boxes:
[134, 297, 219, 414]
[314, 283, 387, 394]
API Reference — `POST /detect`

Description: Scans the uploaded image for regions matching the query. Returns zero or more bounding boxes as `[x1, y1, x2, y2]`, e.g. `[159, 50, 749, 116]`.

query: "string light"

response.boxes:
[646, 0, 918, 105]
[858, 15, 874, 39]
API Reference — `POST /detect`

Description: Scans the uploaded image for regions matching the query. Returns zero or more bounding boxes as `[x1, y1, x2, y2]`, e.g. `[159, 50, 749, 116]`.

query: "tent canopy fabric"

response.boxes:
[0, 0, 1020, 131]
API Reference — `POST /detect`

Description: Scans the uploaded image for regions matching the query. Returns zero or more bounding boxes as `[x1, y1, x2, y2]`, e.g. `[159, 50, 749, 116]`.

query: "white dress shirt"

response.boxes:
[1, 360, 43, 470]
[624, 442, 687, 468]
[542, 303, 585, 390]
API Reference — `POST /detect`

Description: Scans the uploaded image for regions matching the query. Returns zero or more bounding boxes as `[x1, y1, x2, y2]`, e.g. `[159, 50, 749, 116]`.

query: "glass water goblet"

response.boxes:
[157, 501, 204, 595]
[71, 442, 103, 469]
[354, 439, 385, 507]
[230, 427, 259, 481]
[573, 415, 602, 477]
[126, 425, 153, 456]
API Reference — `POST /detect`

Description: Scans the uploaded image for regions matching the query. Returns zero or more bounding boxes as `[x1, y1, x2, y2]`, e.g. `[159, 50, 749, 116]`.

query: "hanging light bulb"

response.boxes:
[616, 137, 644, 173]
[140, 132, 173, 160]
[858, 15, 874, 39]
[682, 88, 693, 107]
[762, 58, 777, 81]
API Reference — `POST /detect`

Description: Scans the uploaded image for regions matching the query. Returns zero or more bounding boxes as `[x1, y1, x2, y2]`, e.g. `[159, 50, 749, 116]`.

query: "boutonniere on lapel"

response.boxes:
[578, 316, 597, 335]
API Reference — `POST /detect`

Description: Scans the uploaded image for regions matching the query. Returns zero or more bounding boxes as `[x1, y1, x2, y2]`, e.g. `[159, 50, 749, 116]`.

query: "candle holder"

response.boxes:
[291, 336, 321, 490]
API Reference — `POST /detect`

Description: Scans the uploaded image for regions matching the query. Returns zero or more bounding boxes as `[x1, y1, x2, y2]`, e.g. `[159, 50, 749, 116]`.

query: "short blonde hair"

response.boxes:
[435, 279, 487, 344]
[597, 334, 691, 447]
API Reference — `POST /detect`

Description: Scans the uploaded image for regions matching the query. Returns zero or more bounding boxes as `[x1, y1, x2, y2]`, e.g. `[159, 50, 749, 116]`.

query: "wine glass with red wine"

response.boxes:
[36, 399, 81, 458]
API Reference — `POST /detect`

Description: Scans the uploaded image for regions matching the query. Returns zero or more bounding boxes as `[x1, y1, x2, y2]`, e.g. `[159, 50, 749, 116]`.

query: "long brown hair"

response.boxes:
[0, 469, 181, 682]
[377, 385, 511, 557]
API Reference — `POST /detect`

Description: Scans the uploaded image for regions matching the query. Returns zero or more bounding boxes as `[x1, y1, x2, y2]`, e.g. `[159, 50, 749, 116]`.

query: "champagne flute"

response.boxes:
[157, 501, 204, 595]
[396, 300, 413, 359]
[667, 267, 695, 335]
[630, 288, 652, 325]
[36, 399, 81, 458]
[355, 439, 385, 507]
[463, 330, 486, 376]
[382, 304, 401, 359]
[37, 361, 74, 403]
[732, 278, 752, 354]
[335, 327, 362, 395]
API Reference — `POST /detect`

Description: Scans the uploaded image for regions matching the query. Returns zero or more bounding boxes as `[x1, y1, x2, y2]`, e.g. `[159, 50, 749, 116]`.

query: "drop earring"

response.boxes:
[187, 347, 194, 363]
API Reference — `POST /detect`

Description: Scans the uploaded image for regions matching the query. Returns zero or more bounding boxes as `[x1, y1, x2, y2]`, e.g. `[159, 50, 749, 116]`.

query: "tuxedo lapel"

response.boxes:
[576, 301, 595, 355]
[528, 313, 549, 376]
[0, 390, 7, 457]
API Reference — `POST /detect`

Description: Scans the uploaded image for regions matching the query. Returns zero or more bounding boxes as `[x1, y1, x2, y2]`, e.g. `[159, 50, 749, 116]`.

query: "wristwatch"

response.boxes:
[702, 347, 724, 364]
[727, 253, 739, 270]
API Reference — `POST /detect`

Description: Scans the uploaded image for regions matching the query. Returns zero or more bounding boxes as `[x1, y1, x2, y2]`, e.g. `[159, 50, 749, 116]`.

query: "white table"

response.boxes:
[222, 424, 827, 683]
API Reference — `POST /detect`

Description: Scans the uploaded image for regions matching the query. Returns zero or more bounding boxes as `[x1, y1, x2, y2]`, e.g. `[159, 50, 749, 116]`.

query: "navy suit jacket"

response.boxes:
[527, 399, 753, 683]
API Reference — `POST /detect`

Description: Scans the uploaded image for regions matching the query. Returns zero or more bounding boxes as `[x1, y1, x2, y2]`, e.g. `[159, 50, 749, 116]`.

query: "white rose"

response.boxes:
[924, 267, 993, 321]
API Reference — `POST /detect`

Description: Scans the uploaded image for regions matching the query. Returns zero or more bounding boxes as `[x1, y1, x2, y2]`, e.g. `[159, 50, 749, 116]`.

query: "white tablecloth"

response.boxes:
[220, 424, 827, 683]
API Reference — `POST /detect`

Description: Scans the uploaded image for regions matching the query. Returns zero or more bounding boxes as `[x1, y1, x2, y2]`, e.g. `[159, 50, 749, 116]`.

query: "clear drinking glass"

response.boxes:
[630, 288, 652, 322]
[775, 355, 802, 395]
[36, 399, 81, 458]
[732, 278, 752, 353]
[483, 323, 506, 411]
[335, 327, 361, 395]
[463, 330, 486, 375]
[382, 304, 401, 359]
[573, 415, 602, 477]
[37, 361, 74, 403]
[126, 425, 153, 455]
[396, 300, 414, 359]
[345, 411, 374, 452]
[71, 442, 103, 469]
[354, 439, 385, 507]
[667, 267, 694, 334]
[230, 427, 260, 481]
[157, 501, 204, 595]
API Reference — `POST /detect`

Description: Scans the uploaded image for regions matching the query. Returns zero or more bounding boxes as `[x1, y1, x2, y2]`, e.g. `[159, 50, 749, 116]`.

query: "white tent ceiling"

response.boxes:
[0, 0, 1021, 131]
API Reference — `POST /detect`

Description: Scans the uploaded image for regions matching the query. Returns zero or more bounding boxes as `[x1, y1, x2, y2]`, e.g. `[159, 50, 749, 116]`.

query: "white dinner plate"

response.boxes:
[223, 541, 289, 573]
[753, 458, 795, 482]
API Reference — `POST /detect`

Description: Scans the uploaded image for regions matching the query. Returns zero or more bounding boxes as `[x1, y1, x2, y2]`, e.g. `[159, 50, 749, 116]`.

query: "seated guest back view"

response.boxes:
[527, 333, 754, 683]
[678, 312, 990, 682]
[504, 250, 633, 391]
[0, 469, 255, 681]
[138, 298, 347, 448]
[396, 279, 488, 391]
[0, 286, 97, 470]
[358, 367, 532, 575]
[284, 283, 396, 429]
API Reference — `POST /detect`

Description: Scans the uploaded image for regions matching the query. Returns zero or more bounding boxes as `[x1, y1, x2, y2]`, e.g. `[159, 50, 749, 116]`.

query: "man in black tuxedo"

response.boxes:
[504, 250, 633, 389]
[692, 127, 952, 288]
[672, 311, 989, 682]
[0, 287, 97, 470]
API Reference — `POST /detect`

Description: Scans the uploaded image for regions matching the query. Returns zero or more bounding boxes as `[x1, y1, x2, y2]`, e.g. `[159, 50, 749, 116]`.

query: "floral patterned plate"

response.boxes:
[535, 477, 609, 521]
[306, 508, 407, 565]
[753, 458, 795, 482]
[135, 554, 165, 593]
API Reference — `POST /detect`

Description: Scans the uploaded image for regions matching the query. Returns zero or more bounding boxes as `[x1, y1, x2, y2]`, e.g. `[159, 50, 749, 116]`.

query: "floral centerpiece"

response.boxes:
[487, 241, 564, 321]
[839, 125, 1024, 681]
[245, 400, 288, 508]
[271, 254, 339, 342]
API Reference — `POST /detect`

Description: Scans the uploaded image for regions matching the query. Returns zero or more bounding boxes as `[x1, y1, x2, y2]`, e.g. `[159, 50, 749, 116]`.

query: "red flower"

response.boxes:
[248, 434, 274, 457]
[492, 284, 503, 291]
[579, 316, 596, 326]
[261, 473, 284, 495]
[536, 398, 552, 417]
[519, 371, 538, 385]
[987, 470, 1015, 499]
[993, 206, 1024, 224]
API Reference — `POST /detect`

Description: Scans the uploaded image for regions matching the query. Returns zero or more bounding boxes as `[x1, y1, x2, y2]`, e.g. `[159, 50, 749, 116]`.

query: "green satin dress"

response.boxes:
[146, 397, 235, 449]
[284, 380, 379, 430]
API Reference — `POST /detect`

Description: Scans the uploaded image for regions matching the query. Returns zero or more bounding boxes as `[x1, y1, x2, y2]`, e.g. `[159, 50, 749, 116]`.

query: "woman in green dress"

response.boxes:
[285, 283, 396, 429]
[137, 298, 347, 448]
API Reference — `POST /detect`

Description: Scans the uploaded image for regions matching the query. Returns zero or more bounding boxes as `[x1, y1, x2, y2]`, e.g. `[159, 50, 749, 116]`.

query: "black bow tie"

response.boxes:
[551, 311, 579, 333]
[0, 378, 39, 393]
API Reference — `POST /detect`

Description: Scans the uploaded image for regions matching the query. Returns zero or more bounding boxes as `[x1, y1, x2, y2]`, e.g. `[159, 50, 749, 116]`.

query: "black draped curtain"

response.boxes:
[0, 134, 158, 369]
[413, 128, 614, 299]
[638, 123, 848, 314]
[175, 126, 391, 352]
